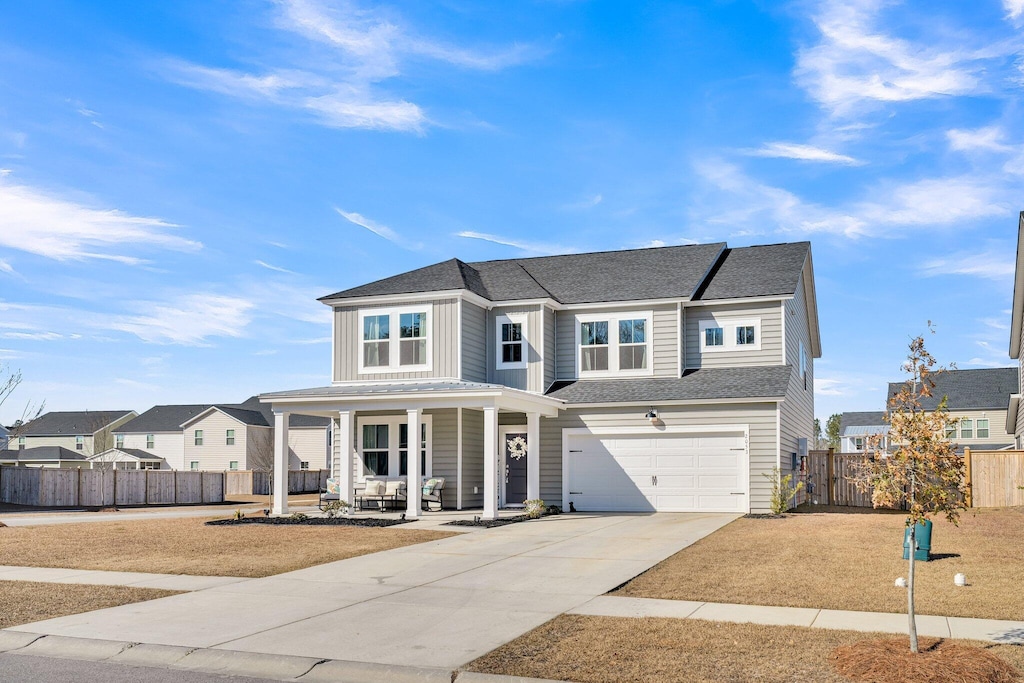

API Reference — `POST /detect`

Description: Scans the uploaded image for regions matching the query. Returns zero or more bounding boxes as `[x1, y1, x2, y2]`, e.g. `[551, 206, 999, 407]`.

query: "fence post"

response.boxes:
[77, 467, 84, 508]
[826, 447, 835, 506]
[964, 447, 972, 508]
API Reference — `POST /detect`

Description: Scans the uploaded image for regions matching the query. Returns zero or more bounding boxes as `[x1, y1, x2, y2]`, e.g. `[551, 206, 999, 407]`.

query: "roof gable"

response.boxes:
[116, 405, 213, 433]
[693, 242, 810, 301]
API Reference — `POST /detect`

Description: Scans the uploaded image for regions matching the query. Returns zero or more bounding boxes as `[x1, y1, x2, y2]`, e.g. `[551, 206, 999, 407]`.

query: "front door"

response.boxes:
[503, 429, 529, 506]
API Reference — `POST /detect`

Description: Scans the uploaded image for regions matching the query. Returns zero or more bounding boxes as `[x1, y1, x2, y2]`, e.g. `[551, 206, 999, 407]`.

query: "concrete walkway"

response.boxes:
[570, 595, 1024, 644]
[0, 565, 245, 592]
[5, 512, 737, 670]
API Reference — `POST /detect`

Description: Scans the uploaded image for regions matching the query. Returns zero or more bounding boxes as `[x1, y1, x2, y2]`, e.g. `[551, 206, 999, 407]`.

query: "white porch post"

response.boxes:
[272, 411, 290, 515]
[527, 411, 540, 502]
[483, 406, 499, 520]
[337, 410, 354, 509]
[406, 408, 422, 519]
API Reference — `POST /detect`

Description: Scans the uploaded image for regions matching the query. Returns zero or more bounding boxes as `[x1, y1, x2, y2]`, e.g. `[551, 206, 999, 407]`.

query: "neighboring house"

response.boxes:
[113, 404, 213, 470]
[1008, 212, 1024, 448]
[839, 412, 888, 452]
[261, 240, 821, 517]
[181, 397, 330, 472]
[0, 424, 9, 450]
[88, 448, 166, 470]
[16, 411, 137, 456]
[3, 446, 90, 468]
[889, 367, 1016, 452]
[0, 449, 17, 465]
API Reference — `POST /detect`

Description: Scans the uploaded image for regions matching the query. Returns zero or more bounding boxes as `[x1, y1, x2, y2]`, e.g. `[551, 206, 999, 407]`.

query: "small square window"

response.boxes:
[229, 460, 238, 471]
[194, 429, 204, 446]
[300, 461, 309, 470]
[705, 327, 724, 347]
[226, 429, 235, 446]
[737, 326, 755, 345]
[190, 461, 200, 471]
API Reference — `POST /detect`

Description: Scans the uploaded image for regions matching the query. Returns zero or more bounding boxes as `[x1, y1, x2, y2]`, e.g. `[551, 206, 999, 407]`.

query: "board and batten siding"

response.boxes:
[461, 301, 488, 383]
[488, 305, 545, 392]
[183, 412, 250, 470]
[544, 306, 557, 390]
[553, 304, 679, 380]
[120, 432, 182, 469]
[539, 403, 779, 514]
[683, 301, 783, 369]
[333, 298, 460, 382]
[779, 270, 815, 494]
[429, 409, 457, 508]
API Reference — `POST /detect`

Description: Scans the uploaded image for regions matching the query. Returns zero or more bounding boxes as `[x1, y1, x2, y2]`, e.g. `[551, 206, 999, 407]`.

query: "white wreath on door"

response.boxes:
[506, 435, 528, 460]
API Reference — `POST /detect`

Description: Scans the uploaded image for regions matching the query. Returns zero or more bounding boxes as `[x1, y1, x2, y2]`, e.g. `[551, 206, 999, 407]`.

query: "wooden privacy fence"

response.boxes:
[805, 450, 887, 508]
[0, 466, 226, 508]
[224, 470, 327, 496]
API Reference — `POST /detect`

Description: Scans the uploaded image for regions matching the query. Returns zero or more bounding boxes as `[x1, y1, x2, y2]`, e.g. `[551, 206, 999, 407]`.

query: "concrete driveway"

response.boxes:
[9, 512, 736, 669]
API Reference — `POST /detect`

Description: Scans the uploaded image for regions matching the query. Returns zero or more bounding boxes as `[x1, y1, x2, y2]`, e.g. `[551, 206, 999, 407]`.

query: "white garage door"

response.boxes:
[565, 432, 748, 513]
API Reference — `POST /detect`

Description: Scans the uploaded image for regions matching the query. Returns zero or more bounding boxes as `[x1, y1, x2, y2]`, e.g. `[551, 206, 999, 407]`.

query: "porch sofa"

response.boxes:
[354, 476, 446, 511]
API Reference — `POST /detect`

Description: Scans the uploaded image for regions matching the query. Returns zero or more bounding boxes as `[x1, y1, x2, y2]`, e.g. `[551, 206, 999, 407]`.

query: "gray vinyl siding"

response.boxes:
[461, 301, 488, 383]
[544, 306, 556, 390]
[556, 310, 576, 379]
[779, 271, 815, 500]
[652, 304, 679, 377]
[488, 305, 545, 392]
[554, 304, 679, 380]
[461, 408, 484, 508]
[538, 403, 780, 514]
[333, 298, 460, 382]
[684, 301, 784, 369]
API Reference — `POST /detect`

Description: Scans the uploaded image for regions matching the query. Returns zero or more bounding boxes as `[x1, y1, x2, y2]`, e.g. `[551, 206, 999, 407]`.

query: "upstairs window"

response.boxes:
[699, 318, 761, 353]
[496, 314, 528, 369]
[115, 434, 124, 449]
[194, 429, 204, 446]
[737, 326, 756, 345]
[945, 424, 957, 439]
[358, 307, 431, 373]
[854, 437, 864, 450]
[226, 429, 235, 446]
[578, 312, 653, 377]
[18, 436, 25, 450]
[977, 419, 990, 439]
[146, 434, 155, 449]
[960, 419, 973, 439]
[75, 436, 84, 451]
[705, 327, 724, 347]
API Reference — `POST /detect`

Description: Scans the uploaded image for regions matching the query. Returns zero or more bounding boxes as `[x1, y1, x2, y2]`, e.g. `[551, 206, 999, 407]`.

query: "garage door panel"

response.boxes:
[567, 432, 747, 513]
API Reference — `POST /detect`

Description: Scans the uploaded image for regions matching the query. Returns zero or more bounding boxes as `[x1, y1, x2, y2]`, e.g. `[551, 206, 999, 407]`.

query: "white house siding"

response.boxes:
[488, 305, 545, 392]
[183, 412, 250, 470]
[288, 427, 330, 470]
[544, 306, 557, 390]
[779, 270, 815, 497]
[461, 301, 488, 383]
[333, 298, 460, 382]
[683, 301, 783, 369]
[120, 432, 182, 469]
[538, 403, 779, 514]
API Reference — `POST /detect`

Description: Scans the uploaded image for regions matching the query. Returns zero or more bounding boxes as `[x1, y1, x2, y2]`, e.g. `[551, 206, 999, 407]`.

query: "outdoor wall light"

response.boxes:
[645, 408, 659, 424]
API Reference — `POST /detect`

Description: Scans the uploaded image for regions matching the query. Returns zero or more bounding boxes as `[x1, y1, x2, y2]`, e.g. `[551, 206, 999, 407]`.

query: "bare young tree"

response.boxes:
[856, 330, 966, 654]
[1, 363, 45, 448]
[248, 427, 275, 472]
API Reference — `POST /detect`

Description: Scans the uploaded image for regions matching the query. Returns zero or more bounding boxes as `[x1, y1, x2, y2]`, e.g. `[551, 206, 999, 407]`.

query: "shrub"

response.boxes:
[763, 466, 804, 515]
[323, 500, 349, 519]
[524, 499, 545, 519]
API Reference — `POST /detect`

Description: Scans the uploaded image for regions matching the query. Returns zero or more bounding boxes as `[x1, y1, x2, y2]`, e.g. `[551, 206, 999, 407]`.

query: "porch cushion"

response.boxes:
[364, 480, 386, 496]
[422, 478, 440, 495]
[384, 480, 406, 496]
[325, 478, 340, 495]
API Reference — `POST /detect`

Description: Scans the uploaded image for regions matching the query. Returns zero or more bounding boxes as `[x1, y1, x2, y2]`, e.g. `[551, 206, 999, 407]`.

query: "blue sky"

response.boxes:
[2, 0, 1023, 425]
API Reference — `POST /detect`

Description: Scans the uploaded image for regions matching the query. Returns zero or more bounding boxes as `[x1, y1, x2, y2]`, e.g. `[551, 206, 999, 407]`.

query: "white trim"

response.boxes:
[357, 304, 433, 374]
[321, 289, 492, 310]
[780, 300, 787, 365]
[575, 310, 655, 378]
[456, 407, 463, 510]
[561, 423, 751, 514]
[775, 404, 782, 474]
[456, 298, 463, 380]
[331, 306, 337, 382]
[685, 295, 793, 307]
[495, 312, 529, 370]
[354, 414, 433, 483]
[499, 424, 528, 508]
[676, 301, 683, 376]
[564, 397, 785, 409]
[698, 316, 762, 353]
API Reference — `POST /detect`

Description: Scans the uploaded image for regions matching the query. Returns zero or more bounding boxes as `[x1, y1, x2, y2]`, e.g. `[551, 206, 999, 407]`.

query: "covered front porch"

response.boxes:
[260, 381, 563, 520]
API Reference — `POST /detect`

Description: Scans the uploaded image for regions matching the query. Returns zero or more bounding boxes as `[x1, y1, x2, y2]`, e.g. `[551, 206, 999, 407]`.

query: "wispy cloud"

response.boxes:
[0, 259, 15, 275]
[1006, 0, 1024, 20]
[456, 230, 575, 256]
[918, 251, 1015, 281]
[795, 0, 1017, 116]
[946, 126, 1011, 153]
[562, 193, 603, 210]
[742, 142, 861, 165]
[111, 294, 255, 346]
[336, 208, 422, 249]
[254, 260, 294, 274]
[0, 177, 200, 263]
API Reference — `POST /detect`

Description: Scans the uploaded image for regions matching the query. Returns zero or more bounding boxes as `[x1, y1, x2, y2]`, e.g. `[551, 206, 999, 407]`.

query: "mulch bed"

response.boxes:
[831, 636, 1020, 683]
[206, 516, 411, 527]
[443, 508, 562, 528]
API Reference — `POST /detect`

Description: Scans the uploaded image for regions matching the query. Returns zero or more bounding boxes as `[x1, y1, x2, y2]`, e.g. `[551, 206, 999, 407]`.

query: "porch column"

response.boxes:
[337, 410, 354, 509]
[272, 411, 290, 515]
[406, 408, 421, 519]
[483, 406, 498, 520]
[527, 411, 540, 502]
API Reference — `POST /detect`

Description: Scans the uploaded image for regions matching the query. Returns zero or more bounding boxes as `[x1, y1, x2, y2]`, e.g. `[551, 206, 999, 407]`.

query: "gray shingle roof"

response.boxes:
[544, 366, 793, 404]
[20, 411, 135, 436]
[887, 368, 1018, 411]
[234, 396, 331, 428]
[104, 448, 165, 461]
[839, 411, 888, 434]
[16, 446, 87, 461]
[693, 243, 810, 301]
[116, 405, 212, 433]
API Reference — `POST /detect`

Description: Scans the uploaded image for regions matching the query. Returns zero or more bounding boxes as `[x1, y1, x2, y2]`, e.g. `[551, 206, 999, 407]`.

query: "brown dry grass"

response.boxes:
[833, 636, 1020, 683]
[616, 507, 1024, 620]
[0, 516, 455, 577]
[0, 580, 178, 629]
[466, 615, 1024, 683]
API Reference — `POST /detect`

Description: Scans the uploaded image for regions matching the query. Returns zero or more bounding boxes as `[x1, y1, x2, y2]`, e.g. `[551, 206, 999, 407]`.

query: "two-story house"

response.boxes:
[839, 412, 888, 452]
[890, 368, 1015, 452]
[261, 241, 820, 518]
[110, 404, 212, 470]
[15, 410, 137, 456]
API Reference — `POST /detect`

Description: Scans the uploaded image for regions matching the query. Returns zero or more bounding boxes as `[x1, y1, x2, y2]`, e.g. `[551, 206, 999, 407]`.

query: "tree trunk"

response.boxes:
[907, 523, 919, 652]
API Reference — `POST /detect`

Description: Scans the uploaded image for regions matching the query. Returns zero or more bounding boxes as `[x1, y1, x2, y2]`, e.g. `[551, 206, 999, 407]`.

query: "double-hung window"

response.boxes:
[75, 436, 84, 451]
[945, 424, 957, 439]
[146, 434, 155, 449]
[357, 416, 433, 481]
[496, 313, 527, 369]
[362, 424, 389, 476]
[977, 419, 989, 439]
[359, 307, 431, 372]
[194, 429, 204, 446]
[699, 318, 761, 353]
[960, 419, 973, 439]
[115, 434, 124, 449]
[226, 429, 235, 446]
[578, 312, 652, 377]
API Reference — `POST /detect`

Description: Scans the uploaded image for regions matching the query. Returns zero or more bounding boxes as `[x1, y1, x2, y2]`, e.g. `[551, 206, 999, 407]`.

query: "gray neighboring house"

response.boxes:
[262, 240, 821, 517]
[839, 411, 888, 452]
[889, 367, 1017, 452]
[15, 411, 137, 456]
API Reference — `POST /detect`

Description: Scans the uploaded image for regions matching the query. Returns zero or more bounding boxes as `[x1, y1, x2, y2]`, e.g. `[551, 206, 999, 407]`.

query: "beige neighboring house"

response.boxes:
[14, 410, 137, 457]
[87, 448, 166, 470]
[181, 397, 330, 472]
[888, 368, 1016, 452]
[113, 404, 213, 470]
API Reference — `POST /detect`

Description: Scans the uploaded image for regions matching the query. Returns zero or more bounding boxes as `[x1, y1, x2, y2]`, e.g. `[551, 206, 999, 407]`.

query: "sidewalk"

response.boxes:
[0, 565, 244, 592]
[0, 501, 319, 527]
[570, 595, 1024, 644]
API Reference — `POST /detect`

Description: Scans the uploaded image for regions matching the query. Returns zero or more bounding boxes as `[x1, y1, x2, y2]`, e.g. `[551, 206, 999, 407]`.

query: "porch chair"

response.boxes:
[383, 479, 407, 511]
[319, 477, 340, 511]
[421, 477, 445, 511]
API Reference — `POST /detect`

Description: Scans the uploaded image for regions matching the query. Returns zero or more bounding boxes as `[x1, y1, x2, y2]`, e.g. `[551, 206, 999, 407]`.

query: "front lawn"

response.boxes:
[615, 507, 1024, 621]
[0, 581, 179, 629]
[0, 516, 456, 577]
[465, 615, 1024, 683]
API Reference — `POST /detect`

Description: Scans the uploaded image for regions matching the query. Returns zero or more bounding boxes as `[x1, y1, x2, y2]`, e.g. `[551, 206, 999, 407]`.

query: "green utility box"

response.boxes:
[903, 520, 933, 562]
